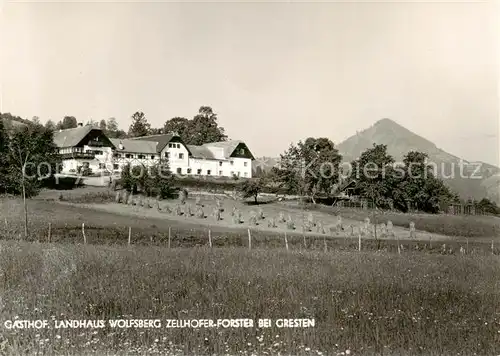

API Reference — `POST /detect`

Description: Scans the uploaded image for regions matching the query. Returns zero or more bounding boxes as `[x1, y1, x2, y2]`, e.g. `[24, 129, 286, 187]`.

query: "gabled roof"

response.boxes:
[188, 140, 255, 160]
[186, 145, 216, 160]
[203, 140, 255, 160]
[109, 138, 158, 154]
[130, 133, 174, 153]
[53, 125, 96, 148]
[130, 133, 195, 155]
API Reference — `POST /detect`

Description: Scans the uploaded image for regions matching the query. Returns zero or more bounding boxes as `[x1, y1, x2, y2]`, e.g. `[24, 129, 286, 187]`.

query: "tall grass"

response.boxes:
[1, 242, 500, 355]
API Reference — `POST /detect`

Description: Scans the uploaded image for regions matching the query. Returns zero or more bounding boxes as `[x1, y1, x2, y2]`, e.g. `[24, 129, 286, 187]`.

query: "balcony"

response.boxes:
[60, 152, 96, 160]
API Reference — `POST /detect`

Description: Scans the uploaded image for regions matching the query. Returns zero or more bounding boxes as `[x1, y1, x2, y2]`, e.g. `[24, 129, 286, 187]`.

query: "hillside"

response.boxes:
[337, 118, 500, 203]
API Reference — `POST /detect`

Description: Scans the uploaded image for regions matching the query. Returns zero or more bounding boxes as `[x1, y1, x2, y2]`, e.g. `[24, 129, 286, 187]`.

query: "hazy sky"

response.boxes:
[0, 0, 498, 165]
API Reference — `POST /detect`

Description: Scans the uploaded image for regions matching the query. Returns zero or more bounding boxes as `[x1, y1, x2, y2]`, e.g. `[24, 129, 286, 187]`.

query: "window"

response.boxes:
[177, 143, 180, 148]
[114, 153, 121, 158]
[168, 143, 172, 148]
[244, 172, 248, 177]
[244, 162, 248, 167]
[207, 170, 211, 175]
[237, 172, 241, 177]
[125, 154, 133, 158]
[138, 154, 145, 159]
[99, 163, 105, 169]
[113, 164, 119, 170]
[219, 161, 223, 166]
[176, 168, 182, 174]
[230, 161, 234, 165]
[151, 155, 155, 160]
[187, 168, 192, 174]
[165, 152, 169, 158]
[219, 171, 223, 175]
[230, 171, 234, 176]
[239, 148, 245, 155]
[197, 169, 202, 175]
[179, 153, 184, 159]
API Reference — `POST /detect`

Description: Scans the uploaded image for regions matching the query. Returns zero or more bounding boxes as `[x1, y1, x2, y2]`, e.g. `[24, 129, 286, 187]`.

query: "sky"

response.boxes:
[0, 0, 498, 166]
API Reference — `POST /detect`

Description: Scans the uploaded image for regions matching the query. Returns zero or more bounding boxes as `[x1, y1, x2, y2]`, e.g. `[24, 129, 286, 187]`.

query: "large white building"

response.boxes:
[53, 125, 255, 178]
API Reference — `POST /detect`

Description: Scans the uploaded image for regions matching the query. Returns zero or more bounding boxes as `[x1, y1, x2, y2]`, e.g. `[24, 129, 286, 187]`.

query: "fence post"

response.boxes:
[82, 223, 86, 244]
[208, 229, 212, 248]
[168, 227, 171, 248]
[48, 222, 51, 243]
[247, 228, 252, 250]
[284, 232, 289, 251]
[128, 227, 131, 245]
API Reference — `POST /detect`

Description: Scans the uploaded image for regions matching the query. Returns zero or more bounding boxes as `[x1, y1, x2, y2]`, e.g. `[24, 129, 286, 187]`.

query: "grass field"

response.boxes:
[1, 242, 500, 355]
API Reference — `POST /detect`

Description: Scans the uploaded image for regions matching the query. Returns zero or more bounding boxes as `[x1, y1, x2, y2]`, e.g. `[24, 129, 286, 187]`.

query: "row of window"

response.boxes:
[174, 167, 248, 177]
[168, 143, 181, 148]
[95, 163, 249, 177]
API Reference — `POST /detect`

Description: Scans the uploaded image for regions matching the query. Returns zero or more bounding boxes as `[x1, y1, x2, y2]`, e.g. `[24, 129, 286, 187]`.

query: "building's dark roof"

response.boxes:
[130, 134, 175, 153]
[53, 125, 95, 148]
[109, 138, 158, 154]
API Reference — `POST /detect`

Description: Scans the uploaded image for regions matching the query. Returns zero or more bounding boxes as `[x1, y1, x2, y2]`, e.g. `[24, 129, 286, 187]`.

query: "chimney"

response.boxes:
[119, 141, 124, 150]
[78, 122, 83, 127]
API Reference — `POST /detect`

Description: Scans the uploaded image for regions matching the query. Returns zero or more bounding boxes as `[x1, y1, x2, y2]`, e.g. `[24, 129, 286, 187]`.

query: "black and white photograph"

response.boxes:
[0, 0, 499, 355]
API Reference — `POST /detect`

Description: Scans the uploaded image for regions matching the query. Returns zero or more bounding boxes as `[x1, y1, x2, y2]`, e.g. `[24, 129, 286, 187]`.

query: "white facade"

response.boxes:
[59, 145, 114, 174]
[160, 142, 190, 174]
[99, 135, 254, 178]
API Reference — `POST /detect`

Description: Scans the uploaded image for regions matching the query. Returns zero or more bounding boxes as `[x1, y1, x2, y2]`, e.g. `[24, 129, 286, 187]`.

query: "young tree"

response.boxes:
[6, 123, 61, 238]
[239, 177, 266, 204]
[128, 111, 151, 137]
[0, 119, 9, 193]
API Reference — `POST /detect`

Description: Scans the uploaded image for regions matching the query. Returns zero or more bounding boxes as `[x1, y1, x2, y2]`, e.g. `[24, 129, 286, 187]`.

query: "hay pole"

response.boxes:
[284, 232, 289, 251]
[247, 228, 252, 250]
[128, 227, 131, 245]
[208, 229, 212, 248]
[48, 222, 51, 243]
[168, 227, 171, 248]
[82, 223, 87, 244]
[358, 233, 361, 252]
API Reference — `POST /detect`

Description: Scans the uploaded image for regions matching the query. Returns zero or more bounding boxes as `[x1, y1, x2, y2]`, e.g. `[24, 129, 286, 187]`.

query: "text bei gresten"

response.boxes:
[4, 318, 315, 329]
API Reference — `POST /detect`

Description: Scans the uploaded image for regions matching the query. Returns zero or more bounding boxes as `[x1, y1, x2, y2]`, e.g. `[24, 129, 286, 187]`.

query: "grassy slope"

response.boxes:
[1, 242, 500, 355]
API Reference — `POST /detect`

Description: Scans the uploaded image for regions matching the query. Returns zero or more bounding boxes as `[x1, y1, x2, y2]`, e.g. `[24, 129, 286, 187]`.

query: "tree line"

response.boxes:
[33, 106, 228, 145]
[246, 138, 500, 214]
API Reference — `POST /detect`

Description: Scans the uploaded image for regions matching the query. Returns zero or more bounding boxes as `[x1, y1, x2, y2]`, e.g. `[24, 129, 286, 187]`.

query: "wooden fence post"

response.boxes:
[128, 227, 131, 245]
[82, 223, 86, 244]
[48, 223, 51, 243]
[247, 228, 252, 250]
[284, 232, 289, 251]
[168, 227, 171, 248]
[208, 229, 212, 248]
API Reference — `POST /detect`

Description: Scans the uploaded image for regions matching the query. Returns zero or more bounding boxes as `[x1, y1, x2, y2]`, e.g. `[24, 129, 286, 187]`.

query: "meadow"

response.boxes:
[1, 242, 500, 355]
